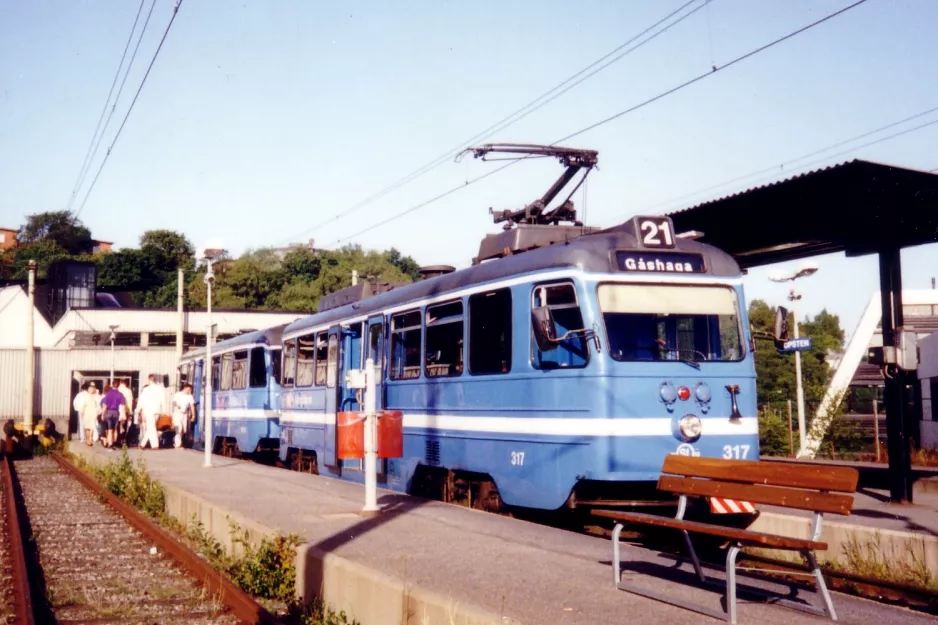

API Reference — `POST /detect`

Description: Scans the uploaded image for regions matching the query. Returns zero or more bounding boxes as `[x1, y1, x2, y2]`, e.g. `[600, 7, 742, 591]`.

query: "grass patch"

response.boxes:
[832, 532, 936, 590]
[63, 445, 359, 625]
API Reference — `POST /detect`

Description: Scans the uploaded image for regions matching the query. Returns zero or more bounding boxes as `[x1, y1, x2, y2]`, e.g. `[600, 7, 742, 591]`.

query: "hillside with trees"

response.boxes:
[0, 211, 423, 312]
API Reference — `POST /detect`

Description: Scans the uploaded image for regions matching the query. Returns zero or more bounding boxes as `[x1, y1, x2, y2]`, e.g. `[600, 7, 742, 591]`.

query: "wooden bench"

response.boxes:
[592, 455, 859, 624]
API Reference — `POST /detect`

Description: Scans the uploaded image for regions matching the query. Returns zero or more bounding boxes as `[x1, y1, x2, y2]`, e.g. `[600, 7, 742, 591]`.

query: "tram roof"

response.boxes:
[181, 323, 286, 361]
[666, 160, 938, 269]
[283, 226, 742, 339]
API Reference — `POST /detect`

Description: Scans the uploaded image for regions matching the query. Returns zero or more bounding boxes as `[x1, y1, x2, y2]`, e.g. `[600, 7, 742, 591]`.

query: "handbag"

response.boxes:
[156, 414, 173, 430]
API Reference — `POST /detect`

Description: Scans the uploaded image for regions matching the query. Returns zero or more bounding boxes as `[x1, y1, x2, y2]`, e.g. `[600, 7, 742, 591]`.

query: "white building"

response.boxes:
[0, 280, 303, 439]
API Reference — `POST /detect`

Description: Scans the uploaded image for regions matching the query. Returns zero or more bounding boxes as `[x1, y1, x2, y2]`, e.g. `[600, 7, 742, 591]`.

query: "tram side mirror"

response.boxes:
[532, 306, 559, 352]
[774, 306, 789, 342]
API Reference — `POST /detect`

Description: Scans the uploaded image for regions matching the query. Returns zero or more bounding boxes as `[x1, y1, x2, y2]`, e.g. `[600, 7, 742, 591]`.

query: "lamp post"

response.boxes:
[769, 263, 819, 456]
[108, 324, 119, 385]
[198, 247, 223, 468]
[24, 260, 37, 443]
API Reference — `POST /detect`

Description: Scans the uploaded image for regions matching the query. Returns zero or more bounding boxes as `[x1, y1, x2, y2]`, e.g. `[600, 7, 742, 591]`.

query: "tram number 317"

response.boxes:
[510, 451, 525, 466]
[722, 444, 750, 460]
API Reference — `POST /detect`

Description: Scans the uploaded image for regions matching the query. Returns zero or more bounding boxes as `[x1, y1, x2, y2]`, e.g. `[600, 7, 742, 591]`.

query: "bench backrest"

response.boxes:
[659, 456, 859, 515]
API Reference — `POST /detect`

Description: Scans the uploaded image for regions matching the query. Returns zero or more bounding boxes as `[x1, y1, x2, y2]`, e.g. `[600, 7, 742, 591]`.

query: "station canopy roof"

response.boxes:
[666, 160, 938, 270]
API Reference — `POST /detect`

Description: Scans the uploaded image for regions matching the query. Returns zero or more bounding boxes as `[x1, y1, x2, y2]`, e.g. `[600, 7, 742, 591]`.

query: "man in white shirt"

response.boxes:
[137, 374, 165, 450]
[73, 383, 91, 443]
[171, 383, 194, 449]
[117, 378, 134, 443]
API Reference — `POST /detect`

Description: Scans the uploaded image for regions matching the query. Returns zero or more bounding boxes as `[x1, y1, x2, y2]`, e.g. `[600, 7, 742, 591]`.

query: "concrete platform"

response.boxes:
[68, 442, 936, 625]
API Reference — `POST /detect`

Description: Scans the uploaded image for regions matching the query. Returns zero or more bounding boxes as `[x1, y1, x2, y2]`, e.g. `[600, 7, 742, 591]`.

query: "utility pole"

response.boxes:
[108, 324, 119, 384]
[203, 258, 216, 468]
[790, 290, 807, 455]
[176, 266, 184, 387]
[769, 264, 818, 457]
[362, 357, 379, 516]
[24, 260, 37, 441]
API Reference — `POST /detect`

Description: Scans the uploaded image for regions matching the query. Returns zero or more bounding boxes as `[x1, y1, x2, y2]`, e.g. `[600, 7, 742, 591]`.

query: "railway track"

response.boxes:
[1, 451, 285, 625]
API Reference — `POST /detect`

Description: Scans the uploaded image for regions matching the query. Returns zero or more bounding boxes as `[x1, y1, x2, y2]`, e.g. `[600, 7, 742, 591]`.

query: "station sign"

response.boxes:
[778, 337, 812, 353]
[615, 251, 706, 274]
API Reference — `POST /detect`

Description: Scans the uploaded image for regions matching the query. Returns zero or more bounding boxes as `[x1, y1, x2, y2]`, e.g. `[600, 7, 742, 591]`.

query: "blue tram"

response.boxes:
[273, 215, 759, 512]
[178, 325, 284, 457]
[180, 145, 764, 513]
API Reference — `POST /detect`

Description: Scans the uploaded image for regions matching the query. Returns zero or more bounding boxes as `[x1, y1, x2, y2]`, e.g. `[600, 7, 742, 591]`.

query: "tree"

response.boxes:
[140, 230, 195, 273]
[17, 211, 92, 256]
[749, 299, 846, 456]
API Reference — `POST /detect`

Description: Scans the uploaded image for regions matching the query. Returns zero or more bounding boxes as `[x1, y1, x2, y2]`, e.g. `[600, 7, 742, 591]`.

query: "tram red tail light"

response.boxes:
[677, 386, 691, 401]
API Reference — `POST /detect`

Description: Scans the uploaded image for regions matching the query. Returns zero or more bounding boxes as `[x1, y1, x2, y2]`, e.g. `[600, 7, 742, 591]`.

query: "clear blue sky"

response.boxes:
[2, 0, 936, 341]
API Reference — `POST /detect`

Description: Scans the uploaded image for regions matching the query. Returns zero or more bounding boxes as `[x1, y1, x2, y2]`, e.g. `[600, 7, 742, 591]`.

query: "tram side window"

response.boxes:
[296, 334, 316, 387]
[368, 321, 384, 372]
[232, 350, 248, 389]
[390, 310, 422, 380]
[212, 356, 221, 391]
[326, 333, 338, 388]
[249, 347, 267, 388]
[270, 348, 282, 385]
[315, 333, 328, 386]
[282, 340, 296, 388]
[220, 355, 232, 391]
[532, 283, 588, 369]
[469, 288, 512, 375]
[425, 301, 463, 377]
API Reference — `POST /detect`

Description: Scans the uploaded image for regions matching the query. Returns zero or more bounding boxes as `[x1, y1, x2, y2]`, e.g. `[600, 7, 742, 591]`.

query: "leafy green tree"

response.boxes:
[17, 210, 92, 255]
[749, 299, 847, 456]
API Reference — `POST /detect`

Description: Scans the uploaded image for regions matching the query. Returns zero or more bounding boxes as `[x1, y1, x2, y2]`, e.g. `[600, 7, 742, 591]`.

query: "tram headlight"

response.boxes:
[695, 382, 711, 403]
[659, 382, 676, 404]
[679, 414, 702, 441]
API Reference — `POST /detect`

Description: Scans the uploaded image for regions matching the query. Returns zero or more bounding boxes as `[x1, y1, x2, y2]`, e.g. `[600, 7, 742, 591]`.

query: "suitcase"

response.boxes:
[156, 414, 173, 431]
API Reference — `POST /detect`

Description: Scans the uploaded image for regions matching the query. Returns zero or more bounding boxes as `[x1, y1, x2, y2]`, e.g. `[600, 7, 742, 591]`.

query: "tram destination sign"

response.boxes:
[615, 251, 706, 274]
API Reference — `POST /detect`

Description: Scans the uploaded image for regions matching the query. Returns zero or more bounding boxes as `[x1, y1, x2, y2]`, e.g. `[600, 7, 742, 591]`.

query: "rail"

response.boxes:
[2, 452, 34, 625]
[48, 452, 287, 625]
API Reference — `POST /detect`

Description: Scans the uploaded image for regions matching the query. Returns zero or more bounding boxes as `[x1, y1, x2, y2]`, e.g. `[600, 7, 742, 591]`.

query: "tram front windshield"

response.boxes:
[598, 284, 743, 363]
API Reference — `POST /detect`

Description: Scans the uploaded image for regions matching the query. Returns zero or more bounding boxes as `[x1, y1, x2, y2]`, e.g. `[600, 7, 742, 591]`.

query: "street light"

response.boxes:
[197, 246, 224, 468]
[769, 262, 819, 456]
[108, 324, 119, 385]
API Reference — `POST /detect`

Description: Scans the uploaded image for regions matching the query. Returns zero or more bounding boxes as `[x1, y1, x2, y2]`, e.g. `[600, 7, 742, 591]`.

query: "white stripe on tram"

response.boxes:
[276, 412, 758, 437]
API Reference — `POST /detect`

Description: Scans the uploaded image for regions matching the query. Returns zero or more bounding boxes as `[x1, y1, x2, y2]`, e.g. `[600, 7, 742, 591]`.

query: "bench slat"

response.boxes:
[592, 509, 827, 551]
[657, 476, 854, 515]
[662, 456, 859, 493]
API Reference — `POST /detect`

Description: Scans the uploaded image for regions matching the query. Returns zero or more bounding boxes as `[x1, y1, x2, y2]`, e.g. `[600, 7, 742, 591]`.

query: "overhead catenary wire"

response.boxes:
[551, 0, 870, 145]
[328, 0, 871, 248]
[74, 0, 185, 219]
[641, 104, 938, 213]
[281, 0, 710, 246]
[65, 0, 148, 213]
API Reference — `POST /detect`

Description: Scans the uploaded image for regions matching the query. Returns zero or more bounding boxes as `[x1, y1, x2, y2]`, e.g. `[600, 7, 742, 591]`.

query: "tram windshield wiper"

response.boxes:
[655, 339, 702, 369]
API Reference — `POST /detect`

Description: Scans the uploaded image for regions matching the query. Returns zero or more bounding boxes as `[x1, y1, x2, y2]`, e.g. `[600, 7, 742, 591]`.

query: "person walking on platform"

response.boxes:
[77, 382, 100, 447]
[137, 374, 165, 450]
[100, 381, 125, 449]
[117, 378, 134, 444]
[171, 383, 194, 449]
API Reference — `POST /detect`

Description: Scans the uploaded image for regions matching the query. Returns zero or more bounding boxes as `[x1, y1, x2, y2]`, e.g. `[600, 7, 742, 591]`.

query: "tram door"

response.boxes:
[192, 360, 205, 447]
[337, 322, 365, 472]
[323, 327, 341, 468]
[367, 315, 389, 481]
